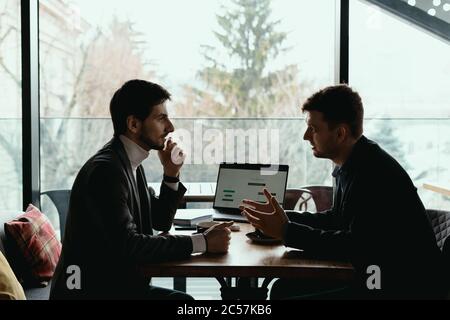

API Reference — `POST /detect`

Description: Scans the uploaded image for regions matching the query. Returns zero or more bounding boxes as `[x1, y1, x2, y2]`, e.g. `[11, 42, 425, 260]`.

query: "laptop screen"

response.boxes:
[213, 164, 289, 210]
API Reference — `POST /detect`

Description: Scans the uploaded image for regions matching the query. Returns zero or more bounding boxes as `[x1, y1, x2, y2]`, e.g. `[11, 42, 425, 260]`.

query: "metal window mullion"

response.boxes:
[21, 0, 40, 210]
[332, 0, 350, 194]
[335, 0, 349, 85]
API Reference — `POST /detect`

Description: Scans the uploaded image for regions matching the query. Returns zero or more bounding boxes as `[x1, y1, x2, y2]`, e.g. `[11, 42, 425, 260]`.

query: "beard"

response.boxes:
[139, 133, 165, 151]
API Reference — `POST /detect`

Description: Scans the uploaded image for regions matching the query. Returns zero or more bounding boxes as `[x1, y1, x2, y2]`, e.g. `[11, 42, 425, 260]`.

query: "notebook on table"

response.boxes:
[173, 209, 213, 227]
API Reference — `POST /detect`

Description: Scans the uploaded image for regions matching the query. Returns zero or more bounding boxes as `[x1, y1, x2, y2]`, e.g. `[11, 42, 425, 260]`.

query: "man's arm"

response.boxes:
[150, 181, 211, 254]
[152, 137, 186, 231]
[283, 222, 353, 259]
[149, 181, 186, 232]
[283, 178, 381, 260]
[89, 164, 192, 264]
[286, 207, 341, 230]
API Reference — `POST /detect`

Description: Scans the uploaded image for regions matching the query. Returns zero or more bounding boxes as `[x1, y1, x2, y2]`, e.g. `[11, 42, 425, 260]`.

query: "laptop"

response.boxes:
[176, 163, 289, 223]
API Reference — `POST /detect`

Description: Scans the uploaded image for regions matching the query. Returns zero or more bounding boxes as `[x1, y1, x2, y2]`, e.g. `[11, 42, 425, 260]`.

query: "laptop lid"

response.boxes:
[213, 163, 289, 212]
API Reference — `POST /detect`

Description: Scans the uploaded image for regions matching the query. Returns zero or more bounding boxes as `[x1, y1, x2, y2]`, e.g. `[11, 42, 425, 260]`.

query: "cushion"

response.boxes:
[4, 205, 61, 287]
[0, 251, 26, 300]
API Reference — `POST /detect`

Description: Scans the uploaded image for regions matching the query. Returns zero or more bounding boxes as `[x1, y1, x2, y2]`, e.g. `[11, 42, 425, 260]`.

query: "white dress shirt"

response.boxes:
[119, 135, 206, 254]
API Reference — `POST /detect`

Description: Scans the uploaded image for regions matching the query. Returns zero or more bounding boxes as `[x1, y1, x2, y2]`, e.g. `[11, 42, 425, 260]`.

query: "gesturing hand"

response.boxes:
[240, 188, 288, 240]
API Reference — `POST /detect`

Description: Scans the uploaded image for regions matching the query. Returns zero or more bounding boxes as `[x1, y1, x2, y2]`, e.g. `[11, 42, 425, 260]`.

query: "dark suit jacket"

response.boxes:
[50, 137, 192, 299]
[284, 136, 446, 299]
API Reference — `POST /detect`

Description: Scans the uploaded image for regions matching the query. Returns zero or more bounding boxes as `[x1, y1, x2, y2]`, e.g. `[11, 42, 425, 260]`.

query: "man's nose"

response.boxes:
[303, 130, 309, 141]
[168, 120, 175, 133]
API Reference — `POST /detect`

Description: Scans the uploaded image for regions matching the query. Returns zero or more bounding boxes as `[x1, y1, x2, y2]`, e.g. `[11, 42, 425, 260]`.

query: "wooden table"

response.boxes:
[423, 183, 450, 197]
[140, 223, 354, 299]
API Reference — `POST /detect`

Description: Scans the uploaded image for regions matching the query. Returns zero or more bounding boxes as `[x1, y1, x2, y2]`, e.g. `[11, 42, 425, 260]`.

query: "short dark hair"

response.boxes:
[302, 84, 364, 138]
[110, 80, 171, 136]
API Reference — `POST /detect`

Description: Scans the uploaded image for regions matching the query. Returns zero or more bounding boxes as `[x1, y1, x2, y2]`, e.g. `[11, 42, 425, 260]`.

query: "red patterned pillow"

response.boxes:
[4, 204, 61, 287]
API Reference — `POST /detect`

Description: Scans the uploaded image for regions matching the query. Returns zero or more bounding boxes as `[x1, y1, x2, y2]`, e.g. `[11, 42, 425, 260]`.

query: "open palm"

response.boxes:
[240, 188, 288, 239]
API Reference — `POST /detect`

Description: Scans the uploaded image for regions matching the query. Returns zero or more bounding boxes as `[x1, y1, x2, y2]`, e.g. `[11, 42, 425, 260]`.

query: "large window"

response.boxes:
[0, 0, 21, 212]
[30, 0, 450, 299]
[39, 0, 337, 194]
[38, 0, 337, 299]
[350, 0, 450, 209]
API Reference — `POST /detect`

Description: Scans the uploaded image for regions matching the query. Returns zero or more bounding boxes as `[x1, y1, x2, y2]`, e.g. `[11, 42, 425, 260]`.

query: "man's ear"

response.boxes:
[126, 115, 141, 134]
[336, 125, 349, 143]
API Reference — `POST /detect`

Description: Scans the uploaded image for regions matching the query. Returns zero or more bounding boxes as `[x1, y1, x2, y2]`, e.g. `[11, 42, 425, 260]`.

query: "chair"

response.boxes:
[41, 190, 71, 240]
[284, 186, 333, 212]
[284, 188, 312, 211]
[443, 236, 450, 293]
[426, 209, 450, 297]
[426, 209, 450, 250]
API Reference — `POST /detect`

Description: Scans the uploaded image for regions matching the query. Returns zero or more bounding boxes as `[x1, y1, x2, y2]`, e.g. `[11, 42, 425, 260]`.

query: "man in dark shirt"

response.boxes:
[241, 85, 446, 299]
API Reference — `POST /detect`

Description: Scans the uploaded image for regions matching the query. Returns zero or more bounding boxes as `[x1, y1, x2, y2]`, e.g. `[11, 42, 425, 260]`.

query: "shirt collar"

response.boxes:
[119, 135, 149, 171]
[332, 166, 341, 178]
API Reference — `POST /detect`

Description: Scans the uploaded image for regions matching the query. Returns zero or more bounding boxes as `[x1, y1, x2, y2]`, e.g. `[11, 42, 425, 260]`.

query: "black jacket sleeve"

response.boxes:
[283, 222, 354, 259]
[149, 182, 186, 232]
[88, 163, 193, 264]
[283, 178, 380, 261]
[286, 207, 341, 230]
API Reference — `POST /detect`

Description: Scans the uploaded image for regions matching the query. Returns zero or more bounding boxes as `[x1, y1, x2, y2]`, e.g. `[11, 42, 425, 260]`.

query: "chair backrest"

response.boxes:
[284, 186, 333, 212]
[284, 189, 313, 211]
[426, 209, 450, 297]
[443, 236, 450, 289]
[41, 190, 71, 240]
[302, 185, 333, 212]
[426, 209, 450, 250]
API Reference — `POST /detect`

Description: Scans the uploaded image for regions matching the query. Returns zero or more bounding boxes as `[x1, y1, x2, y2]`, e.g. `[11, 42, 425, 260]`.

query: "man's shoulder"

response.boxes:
[357, 137, 413, 187]
[78, 139, 126, 178]
[360, 138, 403, 169]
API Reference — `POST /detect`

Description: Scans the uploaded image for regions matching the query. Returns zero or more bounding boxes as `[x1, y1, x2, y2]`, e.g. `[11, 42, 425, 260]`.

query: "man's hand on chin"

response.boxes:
[158, 137, 186, 177]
